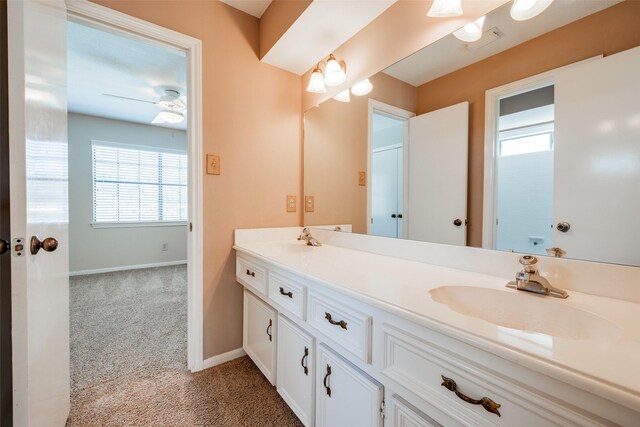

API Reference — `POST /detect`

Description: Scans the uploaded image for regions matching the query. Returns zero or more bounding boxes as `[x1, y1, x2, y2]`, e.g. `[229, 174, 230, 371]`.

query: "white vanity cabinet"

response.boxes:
[316, 345, 384, 427]
[277, 315, 315, 426]
[243, 289, 277, 384]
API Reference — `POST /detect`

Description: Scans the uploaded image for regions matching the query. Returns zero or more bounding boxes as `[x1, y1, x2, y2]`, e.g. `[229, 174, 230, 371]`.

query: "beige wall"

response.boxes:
[416, 0, 640, 247]
[260, 0, 312, 59]
[93, 0, 302, 359]
[304, 73, 416, 233]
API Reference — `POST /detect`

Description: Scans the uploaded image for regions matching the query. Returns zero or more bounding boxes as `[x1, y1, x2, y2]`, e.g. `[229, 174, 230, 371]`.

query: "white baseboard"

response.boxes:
[70, 260, 187, 277]
[202, 347, 246, 370]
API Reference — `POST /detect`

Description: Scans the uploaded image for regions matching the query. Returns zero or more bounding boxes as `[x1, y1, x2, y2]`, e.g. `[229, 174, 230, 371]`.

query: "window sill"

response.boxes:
[91, 221, 187, 229]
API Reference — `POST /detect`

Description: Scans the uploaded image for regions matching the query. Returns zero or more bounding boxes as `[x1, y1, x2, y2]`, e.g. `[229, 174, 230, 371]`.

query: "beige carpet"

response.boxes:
[68, 266, 301, 426]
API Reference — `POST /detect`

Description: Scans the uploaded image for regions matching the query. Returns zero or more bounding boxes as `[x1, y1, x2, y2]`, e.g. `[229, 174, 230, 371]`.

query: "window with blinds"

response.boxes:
[92, 142, 187, 224]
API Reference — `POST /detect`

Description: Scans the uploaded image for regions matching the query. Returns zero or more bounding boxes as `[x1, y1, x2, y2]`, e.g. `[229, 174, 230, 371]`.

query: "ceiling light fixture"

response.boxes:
[510, 0, 554, 21]
[154, 110, 184, 124]
[427, 0, 463, 18]
[333, 89, 351, 103]
[351, 79, 373, 97]
[453, 16, 486, 42]
[324, 54, 347, 87]
[306, 63, 327, 93]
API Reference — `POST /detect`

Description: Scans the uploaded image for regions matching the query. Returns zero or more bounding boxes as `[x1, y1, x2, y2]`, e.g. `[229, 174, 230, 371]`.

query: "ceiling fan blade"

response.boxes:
[102, 93, 158, 104]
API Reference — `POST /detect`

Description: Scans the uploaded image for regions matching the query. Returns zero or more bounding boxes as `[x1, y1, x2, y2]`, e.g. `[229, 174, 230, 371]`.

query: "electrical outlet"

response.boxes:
[304, 195, 315, 212]
[286, 195, 297, 212]
[161, 243, 168, 251]
[207, 154, 220, 175]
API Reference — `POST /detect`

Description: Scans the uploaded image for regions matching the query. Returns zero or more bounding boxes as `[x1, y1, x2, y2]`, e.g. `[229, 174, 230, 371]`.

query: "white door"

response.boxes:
[316, 345, 383, 427]
[371, 148, 400, 238]
[554, 47, 640, 265]
[8, 1, 70, 425]
[407, 102, 468, 245]
[277, 315, 314, 426]
[243, 289, 277, 384]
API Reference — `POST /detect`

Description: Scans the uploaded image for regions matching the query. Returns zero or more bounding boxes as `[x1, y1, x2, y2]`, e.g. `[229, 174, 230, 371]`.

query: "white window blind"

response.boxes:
[92, 142, 187, 224]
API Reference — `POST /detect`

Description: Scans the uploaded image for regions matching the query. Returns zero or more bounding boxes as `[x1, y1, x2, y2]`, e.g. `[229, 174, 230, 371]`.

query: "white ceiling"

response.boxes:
[221, 0, 272, 18]
[67, 21, 187, 129]
[262, 0, 397, 75]
[383, 0, 621, 87]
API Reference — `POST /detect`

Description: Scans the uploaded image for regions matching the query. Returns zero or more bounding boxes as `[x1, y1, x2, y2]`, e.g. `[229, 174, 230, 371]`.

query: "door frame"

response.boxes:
[481, 56, 601, 250]
[366, 99, 414, 237]
[66, 1, 205, 372]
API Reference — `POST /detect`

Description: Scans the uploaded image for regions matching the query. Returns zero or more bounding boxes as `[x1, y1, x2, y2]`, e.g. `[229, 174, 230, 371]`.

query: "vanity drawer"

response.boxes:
[236, 256, 267, 296]
[268, 272, 306, 320]
[308, 290, 372, 363]
[380, 324, 601, 427]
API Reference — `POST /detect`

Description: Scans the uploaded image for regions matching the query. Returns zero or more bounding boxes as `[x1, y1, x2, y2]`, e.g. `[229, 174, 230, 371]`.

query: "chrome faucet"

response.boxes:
[506, 255, 568, 299]
[298, 227, 321, 247]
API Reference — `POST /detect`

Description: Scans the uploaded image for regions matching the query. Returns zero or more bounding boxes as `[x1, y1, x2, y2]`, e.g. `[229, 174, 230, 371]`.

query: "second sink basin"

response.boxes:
[429, 286, 620, 340]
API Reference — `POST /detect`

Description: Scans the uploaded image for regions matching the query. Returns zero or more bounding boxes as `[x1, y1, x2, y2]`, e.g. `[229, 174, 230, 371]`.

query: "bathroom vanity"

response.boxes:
[235, 227, 640, 427]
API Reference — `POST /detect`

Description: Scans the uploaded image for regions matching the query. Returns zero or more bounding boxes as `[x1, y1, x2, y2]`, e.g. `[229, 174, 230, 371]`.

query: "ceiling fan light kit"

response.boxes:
[102, 88, 186, 125]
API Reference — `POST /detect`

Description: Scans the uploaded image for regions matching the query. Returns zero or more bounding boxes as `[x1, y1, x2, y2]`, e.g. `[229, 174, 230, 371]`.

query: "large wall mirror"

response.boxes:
[304, 0, 640, 266]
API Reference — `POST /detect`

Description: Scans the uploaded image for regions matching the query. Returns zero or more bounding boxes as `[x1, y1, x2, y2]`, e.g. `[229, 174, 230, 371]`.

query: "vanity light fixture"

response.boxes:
[351, 79, 373, 97]
[510, 0, 554, 21]
[453, 16, 486, 42]
[333, 89, 351, 103]
[427, 0, 463, 17]
[324, 54, 347, 87]
[306, 63, 327, 93]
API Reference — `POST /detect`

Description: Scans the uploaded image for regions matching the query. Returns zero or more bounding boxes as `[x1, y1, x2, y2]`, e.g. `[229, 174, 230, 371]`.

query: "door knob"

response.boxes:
[30, 236, 58, 255]
[391, 214, 397, 218]
[453, 219, 463, 227]
[556, 222, 570, 232]
[0, 239, 9, 255]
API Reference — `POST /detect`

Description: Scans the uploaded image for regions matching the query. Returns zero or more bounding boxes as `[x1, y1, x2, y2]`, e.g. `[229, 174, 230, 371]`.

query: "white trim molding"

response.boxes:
[366, 99, 415, 237]
[70, 260, 187, 277]
[481, 55, 603, 250]
[202, 348, 247, 370]
[66, 0, 205, 372]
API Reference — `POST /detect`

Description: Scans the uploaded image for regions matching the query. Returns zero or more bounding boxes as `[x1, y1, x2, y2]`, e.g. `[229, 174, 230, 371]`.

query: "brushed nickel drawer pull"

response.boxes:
[441, 375, 501, 417]
[279, 287, 293, 298]
[301, 346, 309, 375]
[324, 312, 347, 330]
[245, 269, 255, 277]
[323, 364, 332, 397]
[266, 319, 272, 342]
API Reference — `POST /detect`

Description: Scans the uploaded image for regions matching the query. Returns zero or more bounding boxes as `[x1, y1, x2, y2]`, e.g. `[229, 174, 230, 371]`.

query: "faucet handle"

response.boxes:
[518, 255, 538, 273]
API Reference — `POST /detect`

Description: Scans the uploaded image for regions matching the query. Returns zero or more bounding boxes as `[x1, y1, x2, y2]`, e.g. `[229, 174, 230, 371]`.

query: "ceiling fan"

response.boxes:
[102, 89, 186, 124]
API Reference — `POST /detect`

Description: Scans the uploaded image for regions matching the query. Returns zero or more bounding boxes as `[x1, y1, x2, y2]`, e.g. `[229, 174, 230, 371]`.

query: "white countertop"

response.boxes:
[234, 239, 640, 413]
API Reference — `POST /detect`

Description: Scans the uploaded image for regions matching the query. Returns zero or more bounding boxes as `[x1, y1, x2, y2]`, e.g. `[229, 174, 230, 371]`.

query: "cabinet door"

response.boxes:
[277, 315, 314, 426]
[316, 345, 383, 427]
[243, 289, 276, 384]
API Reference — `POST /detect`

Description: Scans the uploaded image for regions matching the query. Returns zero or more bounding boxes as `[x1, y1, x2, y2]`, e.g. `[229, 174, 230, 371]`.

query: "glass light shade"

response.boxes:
[350, 79, 373, 97]
[156, 110, 184, 124]
[333, 89, 351, 103]
[427, 0, 463, 17]
[324, 55, 346, 87]
[453, 16, 486, 42]
[510, 0, 553, 21]
[306, 68, 327, 93]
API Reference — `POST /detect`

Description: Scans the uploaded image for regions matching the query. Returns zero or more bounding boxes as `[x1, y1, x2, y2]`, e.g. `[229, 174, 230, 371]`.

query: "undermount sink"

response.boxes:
[257, 241, 316, 256]
[429, 286, 620, 340]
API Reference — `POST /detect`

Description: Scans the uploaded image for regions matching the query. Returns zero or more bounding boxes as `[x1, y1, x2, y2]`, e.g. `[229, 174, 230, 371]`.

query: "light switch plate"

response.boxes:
[305, 196, 315, 212]
[286, 195, 297, 212]
[207, 154, 220, 175]
[358, 171, 366, 186]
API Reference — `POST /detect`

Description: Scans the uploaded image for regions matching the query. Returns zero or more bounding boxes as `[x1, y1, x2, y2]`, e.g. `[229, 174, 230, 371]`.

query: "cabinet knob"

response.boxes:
[453, 219, 463, 227]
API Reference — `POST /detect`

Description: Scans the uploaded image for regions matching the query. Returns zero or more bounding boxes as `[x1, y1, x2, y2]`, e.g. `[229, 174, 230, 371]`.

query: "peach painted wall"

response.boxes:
[260, 0, 312, 59]
[92, 0, 302, 359]
[301, 0, 508, 111]
[304, 73, 416, 233]
[416, 0, 640, 248]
